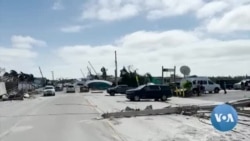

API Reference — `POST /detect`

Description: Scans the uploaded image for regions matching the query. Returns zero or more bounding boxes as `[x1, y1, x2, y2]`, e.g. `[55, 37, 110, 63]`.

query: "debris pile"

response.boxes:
[101, 98, 250, 119]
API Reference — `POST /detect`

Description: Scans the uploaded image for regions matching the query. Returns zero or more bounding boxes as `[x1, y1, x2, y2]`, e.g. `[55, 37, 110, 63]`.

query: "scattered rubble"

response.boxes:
[123, 106, 140, 112]
[24, 93, 30, 98]
[144, 105, 153, 110]
[101, 98, 250, 119]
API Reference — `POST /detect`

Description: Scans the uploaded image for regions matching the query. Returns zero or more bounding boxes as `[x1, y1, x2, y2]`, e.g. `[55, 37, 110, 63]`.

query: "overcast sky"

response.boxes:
[1, 0, 250, 79]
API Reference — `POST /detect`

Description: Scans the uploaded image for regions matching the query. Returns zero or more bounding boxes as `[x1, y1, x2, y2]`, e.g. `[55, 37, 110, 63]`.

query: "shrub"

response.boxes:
[182, 80, 192, 90]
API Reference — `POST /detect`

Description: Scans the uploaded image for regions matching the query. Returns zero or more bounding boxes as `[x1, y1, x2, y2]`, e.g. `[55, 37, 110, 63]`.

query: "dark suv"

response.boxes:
[126, 84, 172, 101]
[107, 85, 133, 96]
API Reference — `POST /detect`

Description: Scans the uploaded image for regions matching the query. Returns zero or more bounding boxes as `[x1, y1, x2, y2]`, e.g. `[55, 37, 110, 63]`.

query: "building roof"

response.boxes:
[85, 79, 112, 85]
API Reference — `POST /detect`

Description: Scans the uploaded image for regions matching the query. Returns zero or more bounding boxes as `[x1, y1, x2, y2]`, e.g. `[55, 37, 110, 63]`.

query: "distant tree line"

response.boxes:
[2, 70, 35, 92]
[56, 78, 76, 84]
[3, 70, 34, 83]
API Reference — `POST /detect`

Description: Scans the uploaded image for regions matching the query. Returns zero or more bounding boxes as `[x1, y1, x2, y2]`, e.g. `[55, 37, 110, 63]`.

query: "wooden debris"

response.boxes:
[101, 98, 250, 119]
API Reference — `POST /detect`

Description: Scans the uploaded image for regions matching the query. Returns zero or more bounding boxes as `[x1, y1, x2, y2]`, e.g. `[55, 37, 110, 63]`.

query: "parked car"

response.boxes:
[233, 79, 250, 90]
[80, 86, 89, 92]
[55, 86, 63, 91]
[43, 86, 55, 96]
[233, 82, 242, 90]
[245, 80, 250, 91]
[66, 85, 75, 93]
[126, 84, 172, 101]
[180, 76, 221, 93]
[107, 85, 134, 96]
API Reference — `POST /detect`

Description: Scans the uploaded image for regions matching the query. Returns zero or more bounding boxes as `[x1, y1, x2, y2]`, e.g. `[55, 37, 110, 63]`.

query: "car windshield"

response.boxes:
[68, 86, 74, 88]
[135, 85, 146, 90]
[45, 87, 53, 89]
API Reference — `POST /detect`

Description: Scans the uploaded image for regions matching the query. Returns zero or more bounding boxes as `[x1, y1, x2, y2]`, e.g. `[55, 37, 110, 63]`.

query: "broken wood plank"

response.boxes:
[101, 98, 250, 119]
[102, 106, 202, 118]
[102, 107, 178, 118]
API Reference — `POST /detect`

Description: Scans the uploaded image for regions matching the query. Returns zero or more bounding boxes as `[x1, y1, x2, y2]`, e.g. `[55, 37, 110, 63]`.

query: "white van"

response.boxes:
[180, 76, 221, 93]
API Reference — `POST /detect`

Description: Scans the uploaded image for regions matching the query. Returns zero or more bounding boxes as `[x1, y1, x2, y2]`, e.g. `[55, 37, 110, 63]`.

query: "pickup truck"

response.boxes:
[107, 85, 133, 96]
[126, 84, 172, 101]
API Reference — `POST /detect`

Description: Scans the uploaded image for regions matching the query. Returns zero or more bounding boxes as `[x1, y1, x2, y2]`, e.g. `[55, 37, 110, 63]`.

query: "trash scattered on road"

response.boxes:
[124, 106, 140, 112]
[24, 93, 30, 98]
[144, 105, 153, 110]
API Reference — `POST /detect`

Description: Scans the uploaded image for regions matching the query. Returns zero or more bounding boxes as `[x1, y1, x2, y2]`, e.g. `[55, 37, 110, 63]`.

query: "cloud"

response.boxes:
[0, 46, 38, 73]
[55, 30, 250, 78]
[52, 0, 64, 10]
[11, 35, 47, 49]
[0, 47, 37, 61]
[146, 0, 204, 20]
[196, 1, 229, 19]
[206, 4, 250, 33]
[60, 25, 91, 33]
[117, 30, 199, 48]
[0, 36, 45, 74]
[81, 0, 204, 21]
[81, 0, 140, 21]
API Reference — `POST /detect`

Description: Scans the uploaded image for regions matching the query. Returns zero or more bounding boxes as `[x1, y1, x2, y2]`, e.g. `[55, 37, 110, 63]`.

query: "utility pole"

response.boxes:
[173, 66, 176, 83]
[51, 71, 54, 81]
[115, 50, 118, 86]
[162, 66, 164, 84]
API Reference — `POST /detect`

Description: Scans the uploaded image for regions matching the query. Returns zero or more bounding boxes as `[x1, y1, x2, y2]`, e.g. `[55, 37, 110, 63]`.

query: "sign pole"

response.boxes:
[162, 66, 164, 84]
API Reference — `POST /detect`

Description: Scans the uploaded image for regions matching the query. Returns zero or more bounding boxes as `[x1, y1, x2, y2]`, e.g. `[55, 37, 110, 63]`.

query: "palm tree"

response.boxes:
[30, 74, 35, 90]
[145, 73, 153, 83]
[101, 67, 107, 80]
[10, 70, 18, 82]
[18, 72, 27, 91]
[3, 72, 10, 81]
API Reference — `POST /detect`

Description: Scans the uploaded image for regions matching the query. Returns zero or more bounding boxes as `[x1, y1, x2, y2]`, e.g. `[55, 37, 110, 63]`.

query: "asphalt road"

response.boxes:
[0, 92, 122, 141]
[192, 90, 250, 102]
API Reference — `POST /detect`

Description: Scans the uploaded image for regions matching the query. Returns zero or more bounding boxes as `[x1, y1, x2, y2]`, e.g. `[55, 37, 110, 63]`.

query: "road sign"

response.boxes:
[163, 68, 175, 72]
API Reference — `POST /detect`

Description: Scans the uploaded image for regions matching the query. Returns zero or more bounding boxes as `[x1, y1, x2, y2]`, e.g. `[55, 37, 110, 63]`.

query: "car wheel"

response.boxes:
[154, 98, 159, 101]
[161, 95, 167, 101]
[214, 88, 219, 93]
[134, 95, 140, 101]
[192, 88, 198, 94]
[110, 92, 115, 96]
[129, 98, 134, 101]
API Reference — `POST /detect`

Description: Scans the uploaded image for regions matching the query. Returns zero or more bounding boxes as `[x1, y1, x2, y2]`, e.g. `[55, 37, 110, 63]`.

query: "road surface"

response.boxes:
[0, 92, 122, 141]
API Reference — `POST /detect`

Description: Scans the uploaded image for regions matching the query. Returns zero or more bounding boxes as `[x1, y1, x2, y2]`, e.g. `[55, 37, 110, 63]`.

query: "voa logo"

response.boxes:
[214, 113, 235, 122]
[211, 104, 238, 132]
